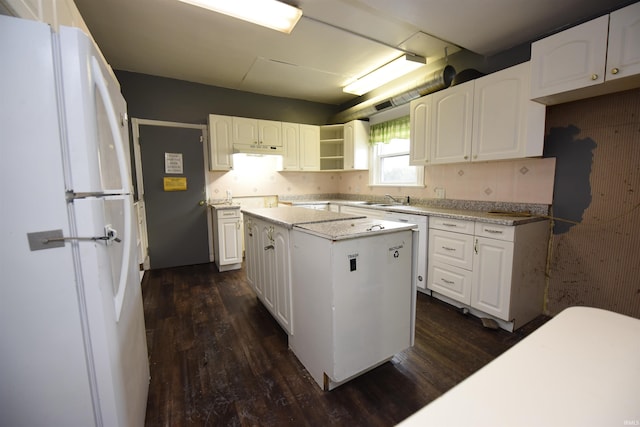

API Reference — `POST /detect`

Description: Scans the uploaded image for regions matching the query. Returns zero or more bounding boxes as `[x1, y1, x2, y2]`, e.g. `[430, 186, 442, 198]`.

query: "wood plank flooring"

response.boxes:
[142, 263, 549, 426]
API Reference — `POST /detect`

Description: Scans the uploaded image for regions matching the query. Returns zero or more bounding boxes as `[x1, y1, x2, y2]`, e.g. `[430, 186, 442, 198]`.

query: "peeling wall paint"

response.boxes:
[544, 88, 640, 319]
[543, 126, 596, 234]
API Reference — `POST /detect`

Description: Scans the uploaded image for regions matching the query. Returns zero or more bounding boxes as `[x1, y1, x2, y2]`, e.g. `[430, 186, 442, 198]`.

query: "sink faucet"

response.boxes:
[384, 194, 410, 205]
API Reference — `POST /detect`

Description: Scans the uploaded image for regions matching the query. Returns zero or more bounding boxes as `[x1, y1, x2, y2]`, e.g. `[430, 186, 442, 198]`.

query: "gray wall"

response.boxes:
[115, 70, 340, 125]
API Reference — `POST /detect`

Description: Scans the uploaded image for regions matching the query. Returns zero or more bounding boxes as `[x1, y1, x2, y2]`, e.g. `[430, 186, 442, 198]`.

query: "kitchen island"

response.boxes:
[242, 207, 417, 390]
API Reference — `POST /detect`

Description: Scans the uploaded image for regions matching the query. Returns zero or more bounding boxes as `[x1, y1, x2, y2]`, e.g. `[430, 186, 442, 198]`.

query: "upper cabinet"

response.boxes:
[208, 114, 233, 171]
[410, 62, 544, 165]
[282, 123, 320, 171]
[233, 117, 282, 149]
[531, 1, 640, 105]
[319, 120, 369, 171]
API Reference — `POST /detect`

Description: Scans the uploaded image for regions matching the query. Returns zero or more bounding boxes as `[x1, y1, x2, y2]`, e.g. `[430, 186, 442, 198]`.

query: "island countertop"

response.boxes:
[241, 206, 365, 228]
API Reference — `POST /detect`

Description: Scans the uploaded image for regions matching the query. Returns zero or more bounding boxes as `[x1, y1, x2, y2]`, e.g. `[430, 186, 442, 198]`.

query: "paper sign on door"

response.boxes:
[163, 177, 187, 191]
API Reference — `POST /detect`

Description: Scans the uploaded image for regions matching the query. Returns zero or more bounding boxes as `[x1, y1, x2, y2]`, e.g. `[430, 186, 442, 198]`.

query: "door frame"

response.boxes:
[131, 118, 214, 269]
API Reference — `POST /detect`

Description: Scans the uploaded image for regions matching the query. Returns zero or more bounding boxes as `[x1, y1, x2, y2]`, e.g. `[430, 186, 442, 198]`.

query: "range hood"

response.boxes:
[232, 143, 283, 155]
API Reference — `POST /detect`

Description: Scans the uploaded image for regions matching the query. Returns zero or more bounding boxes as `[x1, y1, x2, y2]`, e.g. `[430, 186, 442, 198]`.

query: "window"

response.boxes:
[369, 117, 423, 187]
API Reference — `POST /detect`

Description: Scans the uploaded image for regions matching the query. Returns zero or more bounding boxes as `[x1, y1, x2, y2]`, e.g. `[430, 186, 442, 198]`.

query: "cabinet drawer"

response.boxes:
[429, 229, 474, 270]
[474, 222, 514, 241]
[430, 217, 475, 234]
[217, 208, 240, 219]
[427, 260, 472, 304]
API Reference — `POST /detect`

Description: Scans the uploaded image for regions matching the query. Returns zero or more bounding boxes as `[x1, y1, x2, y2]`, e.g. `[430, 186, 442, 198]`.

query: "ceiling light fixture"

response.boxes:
[178, 0, 303, 34]
[343, 54, 427, 96]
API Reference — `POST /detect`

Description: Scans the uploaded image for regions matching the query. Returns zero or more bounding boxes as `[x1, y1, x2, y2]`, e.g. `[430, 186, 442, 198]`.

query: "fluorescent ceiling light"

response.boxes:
[178, 0, 303, 34]
[343, 54, 426, 96]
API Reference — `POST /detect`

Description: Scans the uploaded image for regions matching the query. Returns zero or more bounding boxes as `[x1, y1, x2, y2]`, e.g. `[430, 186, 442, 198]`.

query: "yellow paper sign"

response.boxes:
[163, 177, 187, 191]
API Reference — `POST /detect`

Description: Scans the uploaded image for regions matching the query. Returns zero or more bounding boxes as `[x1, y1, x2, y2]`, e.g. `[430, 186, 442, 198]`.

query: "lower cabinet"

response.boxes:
[212, 206, 243, 272]
[427, 217, 549, 331]
[243, 214, 292, 334]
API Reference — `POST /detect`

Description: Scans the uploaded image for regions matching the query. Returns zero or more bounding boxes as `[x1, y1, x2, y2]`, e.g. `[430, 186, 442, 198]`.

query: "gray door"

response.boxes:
[139, 124, 209, 269]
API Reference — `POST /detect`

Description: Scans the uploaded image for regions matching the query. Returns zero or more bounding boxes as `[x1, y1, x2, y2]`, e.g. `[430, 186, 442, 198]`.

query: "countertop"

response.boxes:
[241, 206, 365, 228]
[208, 203, 241, 210]
[288, 200, 548, 226]
[293, 218, 416, 241]
[397, 306, 640, 427]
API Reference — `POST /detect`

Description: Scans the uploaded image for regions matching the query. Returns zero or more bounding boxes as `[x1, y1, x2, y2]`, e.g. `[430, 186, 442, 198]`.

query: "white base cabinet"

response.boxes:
[427, 217, 549, 331]
[243, 214, 292, 334]
[212, 206, 243, 272]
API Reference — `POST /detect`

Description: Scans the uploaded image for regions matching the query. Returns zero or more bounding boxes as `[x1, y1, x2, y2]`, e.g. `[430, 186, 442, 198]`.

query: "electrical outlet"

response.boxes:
[435, 188, 446, 199]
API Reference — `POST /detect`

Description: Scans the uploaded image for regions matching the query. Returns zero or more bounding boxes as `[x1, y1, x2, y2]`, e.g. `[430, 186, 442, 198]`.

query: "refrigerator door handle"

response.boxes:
[90, 56, 130, 195]
[91, 57, 133, 321]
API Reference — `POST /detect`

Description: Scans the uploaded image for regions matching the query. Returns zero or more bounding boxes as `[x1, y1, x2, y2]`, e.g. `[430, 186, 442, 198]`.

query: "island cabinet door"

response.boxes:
[244, 217, 259, 292]
[273, 226, 292, 334]
[259, 223, 276, 313]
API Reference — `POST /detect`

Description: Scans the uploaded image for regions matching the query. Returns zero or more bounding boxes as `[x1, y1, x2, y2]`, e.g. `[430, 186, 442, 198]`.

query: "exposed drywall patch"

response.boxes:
[543, 125, 596, 234]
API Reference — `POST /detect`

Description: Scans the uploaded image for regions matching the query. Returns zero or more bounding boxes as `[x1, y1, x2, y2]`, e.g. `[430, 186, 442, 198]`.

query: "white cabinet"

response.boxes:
[472, 62, 545, 161]
[243, 214, 292, 334]
[411, 63, 544, 165]
[232, 117, 282, 148]
[409, 94, 433, 165]
[344, 120, 369, 170]
[430, 81, 474, 164]
[384, 212, 429, 291]
[427, 217, 549, 331]
[244, 217, 259, 292]
[319, 120, 369, 170]
[531, 2, 640, 104]
[208, 114, 233, 171]
[339, 204, 386, 220]
[282, 122, 320, 171]
[212, 206, 243, 272]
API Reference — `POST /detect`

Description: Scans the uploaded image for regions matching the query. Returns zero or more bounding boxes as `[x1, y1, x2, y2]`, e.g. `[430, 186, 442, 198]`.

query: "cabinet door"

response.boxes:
[273, 226, 292, 333]
[208, 115, 233, 171]
[299, 124, 320, 170]
[409, 96, 432, 165]
[471, 237, 514, 320]
[344, 120, 369, 170]
[258, 120, 282, 147]
[431, 81, 474, 164]
[218, 218, 242, 265]
[232, 117, 259, 145]
[530, 15, 609, 99]
[259, 223, 276, 312]
[244, 218, 259, 291]
[607, 2, 640, 81]
[472, 63, 528, 161]
[281, 122, 300, 170]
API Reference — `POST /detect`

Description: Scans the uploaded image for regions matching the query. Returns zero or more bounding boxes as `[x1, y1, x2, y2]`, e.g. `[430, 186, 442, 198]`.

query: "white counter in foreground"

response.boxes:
[398, 306, 640, 427]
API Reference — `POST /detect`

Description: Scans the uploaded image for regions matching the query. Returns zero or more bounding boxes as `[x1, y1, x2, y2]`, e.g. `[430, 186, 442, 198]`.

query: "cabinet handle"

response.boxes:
[611, 68, 619, 75]
[485, 228, 503, 234]
[442, 246, 456, 252]
[441, 278, 454, 285]
[237, 221, 241, 229]
[442, 222, 458, 227]
[474, 238, 478, 254]
[591, 74, 599, 80]
[464, 155, 468, 160]
[264, 244, 274, 251]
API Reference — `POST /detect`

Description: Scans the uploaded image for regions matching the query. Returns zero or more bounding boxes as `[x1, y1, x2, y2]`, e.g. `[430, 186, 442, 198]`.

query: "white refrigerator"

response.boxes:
[0, 15, 149, 427]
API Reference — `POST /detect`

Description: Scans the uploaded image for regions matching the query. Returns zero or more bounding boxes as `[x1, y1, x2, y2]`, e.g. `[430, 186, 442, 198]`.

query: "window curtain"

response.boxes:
[369, 115, 410, 144]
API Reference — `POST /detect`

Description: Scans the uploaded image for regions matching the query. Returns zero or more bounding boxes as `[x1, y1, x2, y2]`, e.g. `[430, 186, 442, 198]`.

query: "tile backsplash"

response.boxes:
[208, 154, 555, 206]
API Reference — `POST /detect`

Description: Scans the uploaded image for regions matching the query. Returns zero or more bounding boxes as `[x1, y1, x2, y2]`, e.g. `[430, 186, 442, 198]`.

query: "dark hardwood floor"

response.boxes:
[142, 262, 549, 426]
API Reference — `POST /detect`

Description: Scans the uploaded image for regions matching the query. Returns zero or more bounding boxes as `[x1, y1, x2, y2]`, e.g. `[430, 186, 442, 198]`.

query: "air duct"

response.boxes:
[331, 65, 456, 123]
